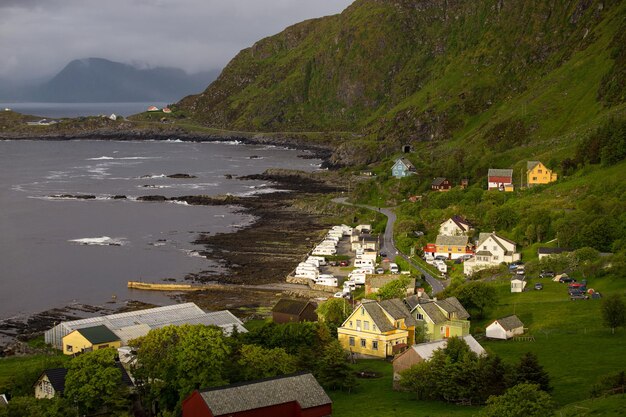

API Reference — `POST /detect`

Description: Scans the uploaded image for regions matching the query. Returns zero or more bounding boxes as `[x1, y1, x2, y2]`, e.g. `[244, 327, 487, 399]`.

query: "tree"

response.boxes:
[0, 396, 78, 417]
[602, 294, 626, 334]
[64, 348, 130, 415]
[316, 298, 351, 335]
[479, 383, 555, 417]
[315, 340, 357, 392]
[236, 344, 297, 381]
[513, 352, 551, 392]
[131, 324, 230, 412]
[377, 276, 412, 300]
[452, 281, 498, 319]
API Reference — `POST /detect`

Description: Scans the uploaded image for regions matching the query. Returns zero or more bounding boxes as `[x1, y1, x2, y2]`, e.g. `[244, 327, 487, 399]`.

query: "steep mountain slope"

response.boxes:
[30, 58, 219, 102]
[177, 0, 625, 166]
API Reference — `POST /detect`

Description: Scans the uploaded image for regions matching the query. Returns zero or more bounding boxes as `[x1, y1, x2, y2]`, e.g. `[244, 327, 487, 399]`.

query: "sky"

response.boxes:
[0, 0, 354, 81]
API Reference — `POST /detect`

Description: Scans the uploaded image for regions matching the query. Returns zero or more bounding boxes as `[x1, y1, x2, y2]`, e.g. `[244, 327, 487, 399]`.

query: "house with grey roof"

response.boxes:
[408, 297, 470, 342]
[431, 177, 452, 191]
[272, 299, 318, 324]
[488, 168, 514, 191]
[439, 216, 473, 236]
[34, 363, 133, 399]
[486, 315, 525, 339]
[391, 158, 416, 178]
[464, 232, 521, 275]
[181, 372, 332, 417]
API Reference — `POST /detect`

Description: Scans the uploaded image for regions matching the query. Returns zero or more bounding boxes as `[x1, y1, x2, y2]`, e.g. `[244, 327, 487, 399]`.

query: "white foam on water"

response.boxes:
[68, 236, 127, 246]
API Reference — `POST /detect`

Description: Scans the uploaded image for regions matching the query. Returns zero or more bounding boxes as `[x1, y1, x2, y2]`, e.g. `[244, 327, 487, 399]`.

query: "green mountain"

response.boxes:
[177, 0, 625, 167]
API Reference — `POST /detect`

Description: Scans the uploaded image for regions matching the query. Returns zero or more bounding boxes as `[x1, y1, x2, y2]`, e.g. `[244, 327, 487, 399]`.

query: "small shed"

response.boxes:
[511, 277, 527, 293]
[63, 324, 121, 355]
[486, 315, 524, 340]
[271, 299, 318, 324]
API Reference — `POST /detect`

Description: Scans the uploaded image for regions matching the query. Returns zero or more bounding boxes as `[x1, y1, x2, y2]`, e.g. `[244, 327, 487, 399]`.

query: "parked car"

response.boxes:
[327, 261, 339, 267]
[509, 261, 524, 270]
[434, 255, 448, 261]
[375, 267, 384, 274]
[570, 293, 589, 300]
[380, 252, 387, 258]
[569, 289, 585, 296]
[539, 270, 555, 278]
[534, 283, 543, 290]
[559, 276, 576, 284]
[339, 260, 349, 267]
[516, 268, 526, 275]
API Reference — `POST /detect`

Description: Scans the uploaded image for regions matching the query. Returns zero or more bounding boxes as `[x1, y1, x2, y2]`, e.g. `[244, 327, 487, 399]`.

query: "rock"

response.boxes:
[224, 174, 233, 179]
[136, 195, 168, 201]
[167, 173, 197, 179]
[53, 194, 96, 199]
[112, 195, 127, 199]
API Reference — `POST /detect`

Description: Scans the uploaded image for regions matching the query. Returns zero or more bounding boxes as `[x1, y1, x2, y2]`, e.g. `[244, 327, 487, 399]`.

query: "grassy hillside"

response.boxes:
[177, 0, 626, 167]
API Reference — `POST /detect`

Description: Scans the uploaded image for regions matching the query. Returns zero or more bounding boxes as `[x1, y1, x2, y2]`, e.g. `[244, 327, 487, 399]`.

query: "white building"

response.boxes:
[438, 216, 473, 236]
[486, 315, 524, 340]
[464, 232, 521, 275]
[511, 277, 527, 293]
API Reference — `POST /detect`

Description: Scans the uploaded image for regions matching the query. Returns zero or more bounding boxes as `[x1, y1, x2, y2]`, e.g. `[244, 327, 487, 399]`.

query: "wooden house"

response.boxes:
[486, 315, 524, 340]
[62, 325, 121, 355]
[464, 233, 521, 275]
[431, 177, 452, 191]
[438, 216, 473, 236]
[392, 335, 485, 387]
[391, 158, 416, 178]
[487, 168, 514, 191]
[527, 161, 557, 187]
[337, 299, 416, 358]
[34, 363, 133, 399]
[182, 373, 332, 417]
[406, 296, 470, 341]
[271, 299, 318, 324]
[432, 235, 474, 260]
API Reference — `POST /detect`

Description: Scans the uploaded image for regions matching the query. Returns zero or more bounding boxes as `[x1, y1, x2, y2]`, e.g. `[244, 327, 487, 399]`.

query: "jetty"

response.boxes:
[127, 281, 220, 291]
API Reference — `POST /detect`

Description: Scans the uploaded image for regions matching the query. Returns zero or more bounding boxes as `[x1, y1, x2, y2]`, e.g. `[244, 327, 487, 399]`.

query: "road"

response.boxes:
[332, 198, 444, 294]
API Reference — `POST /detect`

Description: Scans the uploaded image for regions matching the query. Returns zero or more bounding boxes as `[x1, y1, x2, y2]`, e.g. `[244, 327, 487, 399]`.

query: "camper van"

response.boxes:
[315, 275, 338, 287]
[343, 280, 356, 291]
[349, 272, 366, 285]
[326, 231, 343, 239]
[308, 256, 327, 266]
[354, 259, 375, 268]
[352, 266, 375, 275]
[312, 247, 336, 256]
[304, 258, 321, 268]
[389, 263, 399, 273]
[296, 264, 318, 274]
[295, 269, 318, 279]
[317, 240, 337, 248]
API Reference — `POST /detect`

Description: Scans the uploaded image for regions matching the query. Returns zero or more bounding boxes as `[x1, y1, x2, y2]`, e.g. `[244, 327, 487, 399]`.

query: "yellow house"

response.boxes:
[337, 299, 416, 358]
[405, 296, 470, 341]
[527, 161, 557, 186]
[62, 325, 121, 355]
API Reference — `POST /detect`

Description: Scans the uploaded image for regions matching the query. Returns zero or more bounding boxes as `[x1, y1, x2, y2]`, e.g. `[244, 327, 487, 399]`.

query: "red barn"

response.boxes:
[487, 168, 513, 191]
[182, 373, 332, 417]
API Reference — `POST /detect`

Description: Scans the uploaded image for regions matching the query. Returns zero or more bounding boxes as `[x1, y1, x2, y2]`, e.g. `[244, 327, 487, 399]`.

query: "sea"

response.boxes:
[0, 139, 323, 319]
[0, 102, 167, 118]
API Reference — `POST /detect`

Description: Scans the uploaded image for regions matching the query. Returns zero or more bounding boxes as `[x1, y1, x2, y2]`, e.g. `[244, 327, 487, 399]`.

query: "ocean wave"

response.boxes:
[234, 188, 286, 197]
[69, 236, 127, 246]
[181, 249, 205, 258]
[169, 200, 189, 206]
[87, 156, 160, 161]
[139, 174, 167, 179]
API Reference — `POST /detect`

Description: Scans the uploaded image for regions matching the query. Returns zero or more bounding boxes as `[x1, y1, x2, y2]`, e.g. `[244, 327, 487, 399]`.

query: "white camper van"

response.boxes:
[389, 263, 399, 273]
[354, 259, 374, 268]
[295, 269, 318, 279]
[315, 275, 338, 287]
[308, 256, 327, 266]
[312, 246, 336, 256]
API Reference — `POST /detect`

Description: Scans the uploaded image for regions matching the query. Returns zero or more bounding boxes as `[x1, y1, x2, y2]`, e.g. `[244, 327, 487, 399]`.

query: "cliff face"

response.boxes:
[178, 0, 625, 164]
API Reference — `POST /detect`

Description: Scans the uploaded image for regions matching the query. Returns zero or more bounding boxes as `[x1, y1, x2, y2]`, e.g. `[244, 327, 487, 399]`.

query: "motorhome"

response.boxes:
[295, 269, 319, 279]
[315, 275, 338, 287]
[326, 231, 343, 239]
[304, 258, 321, 268]
[356, 250, 378, 263]
[354, 259, 375, 268]
[317, 240, 337, 248]
[343, 280, 356, 291]
[389, 263, 399, 273]
[296, 263, 318, 274]
[312, 247, 336, 256]
[349, 273, 366, 285]
[308, 256, 327, 266]
[352, 266, 375, 275]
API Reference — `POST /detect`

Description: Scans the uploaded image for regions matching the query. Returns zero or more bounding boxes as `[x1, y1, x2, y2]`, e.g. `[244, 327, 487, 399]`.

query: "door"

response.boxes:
[445, 326, 450, 338]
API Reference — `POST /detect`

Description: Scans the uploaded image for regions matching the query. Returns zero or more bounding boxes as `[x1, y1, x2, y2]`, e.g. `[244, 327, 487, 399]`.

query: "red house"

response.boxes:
[431, 177, 452, 191]
[271, 299, 318, 324]
[182, 373, 332, 417]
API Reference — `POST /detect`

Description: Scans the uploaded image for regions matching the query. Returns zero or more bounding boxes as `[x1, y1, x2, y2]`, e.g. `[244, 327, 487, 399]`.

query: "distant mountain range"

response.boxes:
[0, 58, 220, 103]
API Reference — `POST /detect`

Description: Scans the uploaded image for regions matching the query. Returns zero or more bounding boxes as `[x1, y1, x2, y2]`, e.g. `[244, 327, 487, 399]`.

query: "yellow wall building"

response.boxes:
[405, 296, 470, 341]
[337, 299, 416, 358]
[527, 161, 557, 186]
[62, 325, 121, 355]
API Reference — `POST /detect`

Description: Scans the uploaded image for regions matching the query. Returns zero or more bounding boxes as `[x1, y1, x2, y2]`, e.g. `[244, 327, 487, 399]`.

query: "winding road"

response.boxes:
[332, 197, 445, 294]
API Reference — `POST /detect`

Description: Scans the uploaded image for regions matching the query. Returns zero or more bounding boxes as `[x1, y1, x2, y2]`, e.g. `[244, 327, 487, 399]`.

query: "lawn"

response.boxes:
[0, 353, 69, 394]
[330, 359, 479, 417]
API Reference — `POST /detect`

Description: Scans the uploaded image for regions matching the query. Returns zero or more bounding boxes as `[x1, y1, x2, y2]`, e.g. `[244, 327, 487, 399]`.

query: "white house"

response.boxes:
[464, 232, 521, 275]
[511, 277, 527, 293]
[486, 315, 525, 340]
[439, 216, 473, 236]
[391, 158, 416, 178]
[488, 168, 514, 191]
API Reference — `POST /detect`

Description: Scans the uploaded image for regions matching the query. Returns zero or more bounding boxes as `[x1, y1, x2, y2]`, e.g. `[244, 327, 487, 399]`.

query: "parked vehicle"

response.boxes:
[355, 259, 374, 268]
[559, 276, 576, 284]
[434, 255, 448, 261]
[308, 256, 327, 266]
[570, 293, 589, 300]
[380, 252, 387, 258]
[389, 263, 399, 273]
[339, 260, 349, 267]
[509, 262, 524, 270]
[516, 268, 525, 275]
[375, 267, 384, 274]
[316, 275, 338, 287]
[539, 270, 555, 278]
[534, 283, 543, 290]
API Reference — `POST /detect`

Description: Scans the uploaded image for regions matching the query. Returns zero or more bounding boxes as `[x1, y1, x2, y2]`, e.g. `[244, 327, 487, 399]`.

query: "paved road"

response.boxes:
[332, 198, 444, 294]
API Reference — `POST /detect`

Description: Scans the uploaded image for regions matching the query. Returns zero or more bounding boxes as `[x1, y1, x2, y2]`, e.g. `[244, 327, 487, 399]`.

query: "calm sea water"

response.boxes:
[0, 102, 166, 118]
[0, 140, 322, 319]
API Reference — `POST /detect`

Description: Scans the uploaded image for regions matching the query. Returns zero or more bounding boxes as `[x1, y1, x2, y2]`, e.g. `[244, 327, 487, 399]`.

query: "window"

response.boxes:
[97, 344, 109, 349]
[349, 337, 355, 346]
[416, 313, 424, 320]
[538, 169, 542, 173]
[493, 255, 499, 260]
[533, 176, 538, 181]
[493, 246, 497, 251]
[361, 308, 365, 316]
[349, 321, 353, 327]
[373, 324, 377, 332]
[66, 345, 73, 352]
[360, 339, 366, 348]
[364, 321, 370, 330]
[372, 341, 378, 350]
[356, 319, 361, 329]
[440, 326, 445, 334]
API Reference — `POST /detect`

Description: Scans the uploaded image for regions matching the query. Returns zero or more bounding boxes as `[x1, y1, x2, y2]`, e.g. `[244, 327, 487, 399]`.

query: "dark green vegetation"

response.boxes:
[177, 0, 626, 168]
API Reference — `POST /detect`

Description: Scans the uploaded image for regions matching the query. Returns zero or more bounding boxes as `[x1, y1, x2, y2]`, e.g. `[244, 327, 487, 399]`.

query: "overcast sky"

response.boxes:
[0, 0, 354, 81]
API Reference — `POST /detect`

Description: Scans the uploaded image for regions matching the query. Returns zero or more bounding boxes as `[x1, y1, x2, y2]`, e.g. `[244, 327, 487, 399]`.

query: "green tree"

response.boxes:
[315, 340, 357, 392]
[399, 360, 436, 400]
[479, 383, 555, 417]
[451, 281, 498, 319]
[316, 298, 351, 335]
[237, 344, 297, 381]
[602, 294, 626, 334]
[64, 348, 130, 415]
[513, 352, 551, 392]
[376, 276, 411, 300]
[0, 396, 78, 417]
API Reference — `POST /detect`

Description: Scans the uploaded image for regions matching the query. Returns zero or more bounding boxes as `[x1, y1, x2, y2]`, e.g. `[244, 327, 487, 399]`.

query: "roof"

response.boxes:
[272, 299, 315, 316]
[451, 215, 472, 231]
[379, 299, 417, 327]
[40, 368, 68, 393]
[411, 297, 469, 322]
[395, 335, 486, 362]
[437, 297, 470, 320]
[435, 235, 469, 246]
[0, 394, 7, 406]
[394, 157, 415, 170]
[538, 247, 573, 255]
[493, 315, 524, 330]
[431, 177, 448, 186]
[195, 372, 331, 415]
[361, 300, 395, 332]
[404, 294, 431, 310]
[488, 168, 513, 179]
[75, 325, 120, 344]
[477, 232, 516, 249]
[417, 302, 448, 324]
[527, 161, 541, 171]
